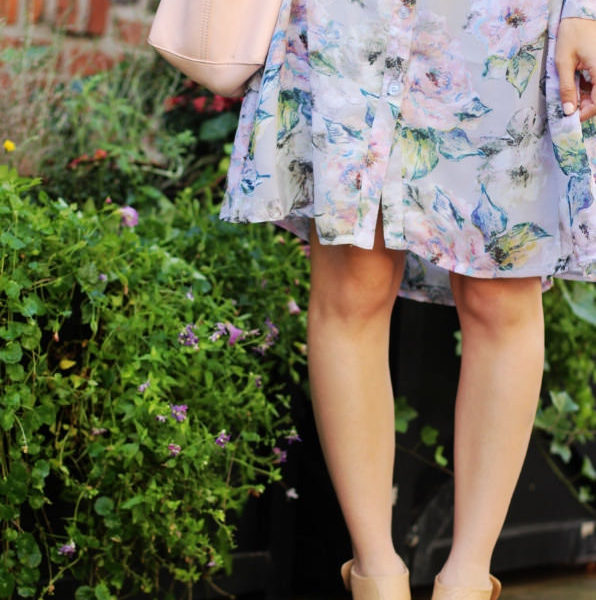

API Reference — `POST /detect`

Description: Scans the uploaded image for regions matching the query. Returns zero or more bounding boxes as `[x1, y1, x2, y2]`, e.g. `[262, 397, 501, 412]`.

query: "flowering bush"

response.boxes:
[0, 166, 309, 599]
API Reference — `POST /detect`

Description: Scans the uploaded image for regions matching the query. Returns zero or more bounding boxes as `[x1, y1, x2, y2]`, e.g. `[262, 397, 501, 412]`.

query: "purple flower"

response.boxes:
[227, 323, 245, 345]
[300, 244, 311, 258]
[207, 560, 216, 568]
[155, 414, 167, 423]
[265, 317, 279, 337]
[273, 447, 287, 464]
[215, 430, 231, 448]
[98, 273, 107, 282]
[287, 298, 301, 315]
[253, 317, 280, 354]
[209, 322, 228, 342]
[285, 428, 302, 444]
[186, 289, 194, 301]
[178, 323, 199, 349]
[170, 404, 188, 422]
[286, 487, 299, 500]
[91, 427, 107, 436]
[168, 443, 181, 457]
[58, 540, 76, 556]
[119, 206, 139, 227]
[138, 380, 150, 393]
[254, 375, 263, 388]
[209, 322, 259, 345]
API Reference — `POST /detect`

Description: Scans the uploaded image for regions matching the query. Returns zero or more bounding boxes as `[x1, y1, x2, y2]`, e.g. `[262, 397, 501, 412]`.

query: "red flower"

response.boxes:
[192, 96, 208, 112]
[163, 95, 187, 111]
[67, 153, 89, 169]
[211, 95, 228, 112]
[94, 149, 108, 160]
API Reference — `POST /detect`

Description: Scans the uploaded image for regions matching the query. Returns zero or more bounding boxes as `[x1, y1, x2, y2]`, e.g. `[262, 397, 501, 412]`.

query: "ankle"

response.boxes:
[437, 559, 491, 589]
[352, 552, 408, 578]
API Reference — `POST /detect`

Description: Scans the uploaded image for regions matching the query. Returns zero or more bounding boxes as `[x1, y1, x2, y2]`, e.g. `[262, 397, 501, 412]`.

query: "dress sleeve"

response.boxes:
[561, 0, 596, 19]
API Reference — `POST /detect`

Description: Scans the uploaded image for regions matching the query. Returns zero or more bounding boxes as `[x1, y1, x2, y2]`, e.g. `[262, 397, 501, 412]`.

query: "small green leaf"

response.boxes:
[75, 586, 95, 600]
[581, 456, 596, 481]
[0, 410, 15, 432]
[420, 425, 439, 447]
[16, 533, 42, 568]
[32, 459, 50, 482]
[550, 390, 579, 414]
[94, 496, 114, 516]
[550, 440, 571, 463]
[199, 113, 239, 142]
[0, 231, 26, 250]
[4, 280, 22, 299]
[6, 364, 25, 381]
[434, 445, 448, 467]
[394, 396, 418, 434]
[120, 495, 144, 510]
[578, 486, 595, 504]
[16, 586, 36, 597]
[94, 582, 112, 600]
[21, 294, 45, 317]
[0, 566, 15, 598]
[0, 342, 23, 364]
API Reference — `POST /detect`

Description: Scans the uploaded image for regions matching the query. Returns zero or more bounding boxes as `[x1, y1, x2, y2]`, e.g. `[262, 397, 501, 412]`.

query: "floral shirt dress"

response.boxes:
[220, 0, 596, 305]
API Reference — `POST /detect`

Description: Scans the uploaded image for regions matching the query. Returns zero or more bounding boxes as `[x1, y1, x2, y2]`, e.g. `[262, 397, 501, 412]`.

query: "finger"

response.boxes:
[579, 98, 596, 121]
[556, 53, 579, 115]
[580, 67, 596, 121]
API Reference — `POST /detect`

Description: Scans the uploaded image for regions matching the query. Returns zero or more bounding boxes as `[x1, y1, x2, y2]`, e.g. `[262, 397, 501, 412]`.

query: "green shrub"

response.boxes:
[0, 166, 309, 599]
[537, 279, 596, 506]
[0, 38, 238, 207]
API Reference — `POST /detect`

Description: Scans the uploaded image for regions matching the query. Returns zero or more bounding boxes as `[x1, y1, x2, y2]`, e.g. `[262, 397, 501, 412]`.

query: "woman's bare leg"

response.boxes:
[437, 274, 545, 589]
[307, 210, 407, 577]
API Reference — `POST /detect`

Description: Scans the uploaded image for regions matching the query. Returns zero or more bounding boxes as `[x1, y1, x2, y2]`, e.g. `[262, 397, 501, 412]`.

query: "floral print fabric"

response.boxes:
[220, 0, 596, 305]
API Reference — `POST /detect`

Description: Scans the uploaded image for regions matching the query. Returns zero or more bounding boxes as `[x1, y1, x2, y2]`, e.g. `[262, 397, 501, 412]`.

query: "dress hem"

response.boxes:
[219, 209, 596, 291]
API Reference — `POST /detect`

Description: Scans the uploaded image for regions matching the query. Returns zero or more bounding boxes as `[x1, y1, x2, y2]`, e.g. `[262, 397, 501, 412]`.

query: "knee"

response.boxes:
[453, 275, 544, 333]
[309, 258, 401, 323]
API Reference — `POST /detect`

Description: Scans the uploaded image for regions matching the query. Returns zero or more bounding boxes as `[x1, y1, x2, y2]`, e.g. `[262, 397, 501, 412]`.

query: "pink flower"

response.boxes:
[286, 487, 299, 500]
[273, 447, 287, 464]
[401, 10, 486, 130]
[287, 298, 301, 314]
[119, 206, 139, 227]
[465, 0, 549, 59]
[227, 323, 245, 345]
[168, 443, 181, 456]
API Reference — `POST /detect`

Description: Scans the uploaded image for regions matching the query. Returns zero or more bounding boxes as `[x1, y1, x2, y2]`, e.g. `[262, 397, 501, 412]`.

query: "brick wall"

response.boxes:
[0, 0, 157, 75]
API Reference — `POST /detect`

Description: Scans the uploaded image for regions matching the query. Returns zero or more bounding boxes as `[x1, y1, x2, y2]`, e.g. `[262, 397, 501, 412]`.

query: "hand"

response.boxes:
[555, 17, 596, 122]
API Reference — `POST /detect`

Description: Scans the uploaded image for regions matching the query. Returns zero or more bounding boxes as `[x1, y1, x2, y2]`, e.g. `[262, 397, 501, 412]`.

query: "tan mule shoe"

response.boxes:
[341, 559, 412, 600]
[431, 573, 502, 600]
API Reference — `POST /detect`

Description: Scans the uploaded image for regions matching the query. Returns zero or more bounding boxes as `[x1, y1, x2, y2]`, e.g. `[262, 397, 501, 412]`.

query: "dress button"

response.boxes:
[387, 81, 403, 96]
[399, 6, 410, 19]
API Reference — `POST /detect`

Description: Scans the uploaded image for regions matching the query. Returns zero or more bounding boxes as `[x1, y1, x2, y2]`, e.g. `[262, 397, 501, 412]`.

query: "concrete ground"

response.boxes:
[411, 566, 596, 600]
[295, 565, 596, 600]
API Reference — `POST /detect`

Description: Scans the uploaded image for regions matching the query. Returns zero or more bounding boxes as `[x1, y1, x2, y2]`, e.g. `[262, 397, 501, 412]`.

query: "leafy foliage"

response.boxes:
[0, 166, 309, 598]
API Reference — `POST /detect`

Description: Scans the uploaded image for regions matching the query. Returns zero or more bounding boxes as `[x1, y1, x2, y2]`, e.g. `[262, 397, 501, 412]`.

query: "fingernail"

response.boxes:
[563, 102, 576, 115]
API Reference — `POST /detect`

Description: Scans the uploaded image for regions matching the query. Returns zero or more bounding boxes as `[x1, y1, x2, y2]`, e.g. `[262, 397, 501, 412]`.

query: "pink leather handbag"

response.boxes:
[147, 0, 283, 97]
